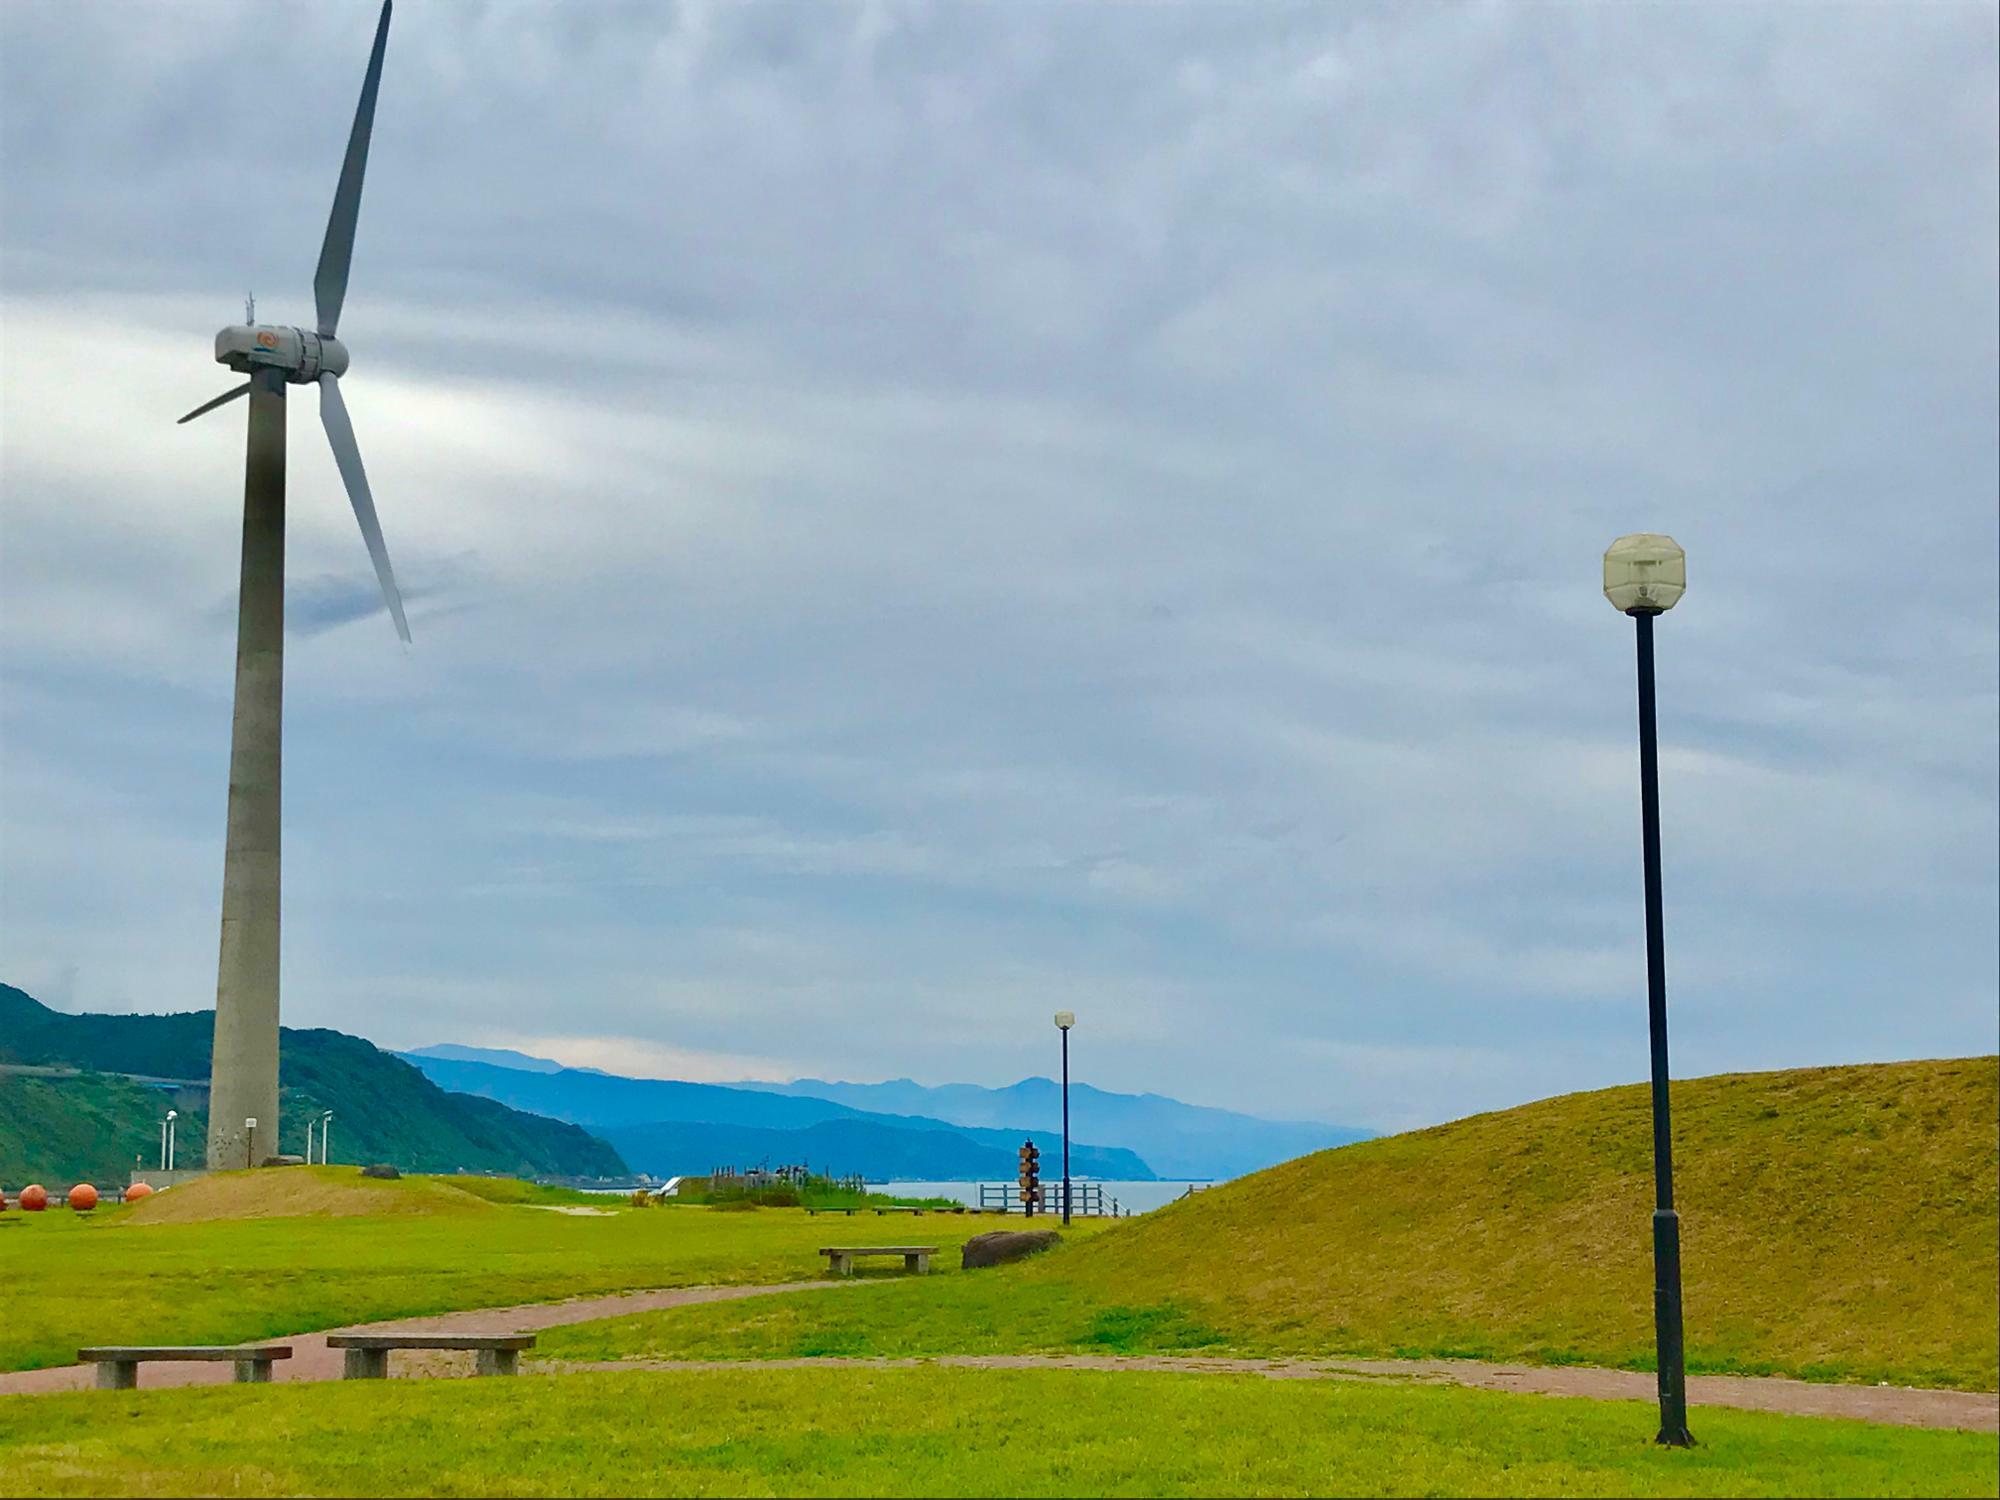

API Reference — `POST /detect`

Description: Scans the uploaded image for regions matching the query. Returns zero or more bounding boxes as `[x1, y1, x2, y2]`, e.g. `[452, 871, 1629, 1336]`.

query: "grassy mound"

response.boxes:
[546, 1057, 1999, 1389]
[433, 1175, 608, 1208]
[124, 1166, 495, 1225]
[1067, 1055, 1997, 1385]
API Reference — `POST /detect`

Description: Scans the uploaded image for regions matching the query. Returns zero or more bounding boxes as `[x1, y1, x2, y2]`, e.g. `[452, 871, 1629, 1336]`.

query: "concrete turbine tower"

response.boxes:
[181, 0, 408, 1171]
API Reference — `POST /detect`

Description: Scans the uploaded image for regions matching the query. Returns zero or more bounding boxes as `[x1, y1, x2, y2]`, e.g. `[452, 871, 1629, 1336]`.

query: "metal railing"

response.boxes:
[976, 1182, 1122, 1217]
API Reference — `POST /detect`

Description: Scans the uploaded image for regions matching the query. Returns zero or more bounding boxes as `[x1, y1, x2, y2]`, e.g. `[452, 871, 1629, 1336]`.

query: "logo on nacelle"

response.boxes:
[255, 330, 280, 349]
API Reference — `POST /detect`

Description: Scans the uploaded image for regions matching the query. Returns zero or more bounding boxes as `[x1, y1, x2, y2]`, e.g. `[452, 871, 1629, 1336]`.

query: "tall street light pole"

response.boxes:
[1053, 1011, 1075, 1225]
[1604, 532, 1694, 1449]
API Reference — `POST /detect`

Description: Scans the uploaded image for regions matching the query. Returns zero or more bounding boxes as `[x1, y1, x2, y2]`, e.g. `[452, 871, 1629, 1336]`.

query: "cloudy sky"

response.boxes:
[2, 2, 1993, 1131]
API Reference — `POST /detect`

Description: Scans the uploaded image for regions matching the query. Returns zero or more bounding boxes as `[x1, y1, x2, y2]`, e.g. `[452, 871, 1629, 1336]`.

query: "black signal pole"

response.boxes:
[1633, 608, 1693, 1448]
[1054, 1011, 1075, 1225]
[1061, 1027, 1072, 1225]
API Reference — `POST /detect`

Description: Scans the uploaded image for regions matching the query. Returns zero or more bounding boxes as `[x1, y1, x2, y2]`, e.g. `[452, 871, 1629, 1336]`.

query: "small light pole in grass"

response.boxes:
[307, 1110, 333, 1164]
[1053, 1011, 1075, 1225]
[1604, 532, 1695, 1449]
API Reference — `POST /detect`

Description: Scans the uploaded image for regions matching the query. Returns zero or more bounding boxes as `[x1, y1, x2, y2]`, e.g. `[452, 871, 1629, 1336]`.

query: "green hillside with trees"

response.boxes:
[0, 984, 625, 1185]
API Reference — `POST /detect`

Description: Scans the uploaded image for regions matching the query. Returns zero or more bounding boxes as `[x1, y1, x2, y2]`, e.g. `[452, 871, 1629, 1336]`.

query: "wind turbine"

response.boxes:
[180, 0, 406, 1172]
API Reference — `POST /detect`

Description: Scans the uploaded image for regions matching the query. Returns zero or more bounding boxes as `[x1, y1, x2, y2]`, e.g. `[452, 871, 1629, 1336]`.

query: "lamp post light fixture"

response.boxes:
[1604, 532, 1694, 1449]
[161, 1109, 178, 1172]
[1053, 1011, 1076, 1226]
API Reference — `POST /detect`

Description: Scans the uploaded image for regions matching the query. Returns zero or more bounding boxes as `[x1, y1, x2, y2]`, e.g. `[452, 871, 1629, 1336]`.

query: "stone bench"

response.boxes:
[323, 1332, 536, 1379]
[78, 1344, 292, 1390]
[820, 1245, 935, 1276]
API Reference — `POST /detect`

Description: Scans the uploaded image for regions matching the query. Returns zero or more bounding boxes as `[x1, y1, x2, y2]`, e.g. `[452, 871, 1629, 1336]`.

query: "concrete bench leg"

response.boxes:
[343, 1348, 390, 1380]
[96, 1361, 138, 1391]
[905, 1253, 930, 1274]
[828, 1253, 852, 1277]
[234, 1358, 274, 1384]
[474, 1348, 520, 1377]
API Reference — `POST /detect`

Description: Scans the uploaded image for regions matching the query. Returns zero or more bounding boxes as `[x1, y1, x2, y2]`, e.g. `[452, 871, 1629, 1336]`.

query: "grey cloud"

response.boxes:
[1, 2, 1992, 1129]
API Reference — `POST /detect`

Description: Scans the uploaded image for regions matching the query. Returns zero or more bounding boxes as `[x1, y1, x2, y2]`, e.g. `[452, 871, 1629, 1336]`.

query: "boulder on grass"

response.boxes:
[360, 1163, 401, 1180]
[961, 1229, 1061, 1270]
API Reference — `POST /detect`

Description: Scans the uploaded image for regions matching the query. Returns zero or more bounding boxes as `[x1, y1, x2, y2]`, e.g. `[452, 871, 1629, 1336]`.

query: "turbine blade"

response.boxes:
[313, 0, 393, 338]
[318, 373, 411, 643]
[177, 383, 252, 424]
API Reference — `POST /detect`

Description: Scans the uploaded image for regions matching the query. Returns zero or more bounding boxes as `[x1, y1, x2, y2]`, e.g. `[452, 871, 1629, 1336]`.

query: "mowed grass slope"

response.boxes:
[0, 1168, 1094, 1374]
[2, 1367, 1993, 1498]
[546, 1058, 1999, 1389]
[120, 1169, 498, 1224]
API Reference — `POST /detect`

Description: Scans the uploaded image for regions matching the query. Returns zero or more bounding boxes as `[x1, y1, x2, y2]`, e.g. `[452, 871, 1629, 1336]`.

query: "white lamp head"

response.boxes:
[1053, 1010, 1076, 1030]
[166, 1109, 177, 1120]
[1603, 534, 1686, 614]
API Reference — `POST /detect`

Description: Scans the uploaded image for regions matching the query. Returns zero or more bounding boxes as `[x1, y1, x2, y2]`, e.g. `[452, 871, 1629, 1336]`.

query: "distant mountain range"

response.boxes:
[0, 978, 1364, 1187]
[735, 1076, 1369, 1181]
[402, 1047, 1368, 1180]
[405, 1044, 574, 1075]
[397, 1052, 1154, 1180]
[0, 985, 624, 1183]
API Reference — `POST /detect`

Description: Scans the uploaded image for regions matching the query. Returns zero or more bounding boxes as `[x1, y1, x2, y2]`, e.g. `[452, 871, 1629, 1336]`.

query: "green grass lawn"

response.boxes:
[0, 1367, 1990, 1498]
[540, 1059, 2000, 1391]
[0, 1178, 1098, 1374]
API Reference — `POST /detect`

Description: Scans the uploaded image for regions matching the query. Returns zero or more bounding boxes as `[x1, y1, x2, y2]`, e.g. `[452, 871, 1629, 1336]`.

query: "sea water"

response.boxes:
[877, 1179, 1218, 1215]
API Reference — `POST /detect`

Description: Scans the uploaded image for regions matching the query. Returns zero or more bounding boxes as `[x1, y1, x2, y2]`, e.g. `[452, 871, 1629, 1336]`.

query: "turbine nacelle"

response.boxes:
[181, 0, 405, 645]
[214, 323, 349, 383]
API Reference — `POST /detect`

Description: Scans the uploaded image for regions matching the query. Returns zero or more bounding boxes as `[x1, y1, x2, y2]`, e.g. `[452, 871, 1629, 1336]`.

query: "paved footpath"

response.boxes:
[0, 1281, 851, 1396]
[547, 1353, 1994, 1433]
[2, 1280, 1991, 1433]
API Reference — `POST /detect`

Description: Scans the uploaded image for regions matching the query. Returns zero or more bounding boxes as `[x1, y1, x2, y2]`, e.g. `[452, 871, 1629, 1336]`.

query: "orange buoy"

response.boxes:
[125, 1182, 155, 1202]
[19, 1184, 48, 1212]
[68, 1183, 100, 1212]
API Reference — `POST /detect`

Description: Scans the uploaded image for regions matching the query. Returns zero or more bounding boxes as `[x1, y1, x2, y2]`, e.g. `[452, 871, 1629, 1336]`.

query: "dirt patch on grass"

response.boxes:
[123, 1167, 494, 1225]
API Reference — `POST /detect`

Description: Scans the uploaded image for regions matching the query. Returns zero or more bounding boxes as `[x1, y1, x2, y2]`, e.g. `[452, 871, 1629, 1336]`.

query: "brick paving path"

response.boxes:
[0, 1280, 847, 1396]
[3, 1280, 1991, 1432]
[535, 1352, 1997, 1432]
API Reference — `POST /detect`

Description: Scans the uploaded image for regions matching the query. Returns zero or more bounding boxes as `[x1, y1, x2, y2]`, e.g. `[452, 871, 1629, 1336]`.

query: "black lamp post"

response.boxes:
[1054, 1010, 1075, 1225]
[1605, 532, 1694, 1449]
